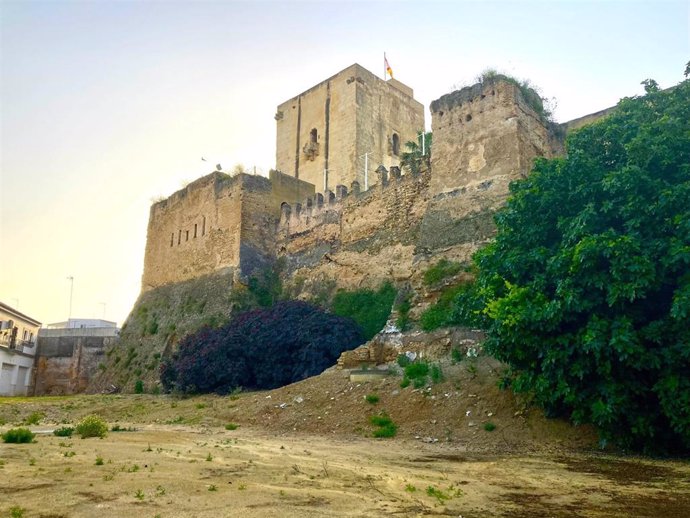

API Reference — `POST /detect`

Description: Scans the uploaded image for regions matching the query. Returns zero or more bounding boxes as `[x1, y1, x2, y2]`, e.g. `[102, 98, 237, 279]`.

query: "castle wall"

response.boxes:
[141, 172, 244, 290]
[275, 64, 424, 193]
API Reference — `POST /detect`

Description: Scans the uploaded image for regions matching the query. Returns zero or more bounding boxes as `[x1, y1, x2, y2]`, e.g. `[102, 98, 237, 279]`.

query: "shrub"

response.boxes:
[161, 301, 364, 394]
[53, 426, 74, 437]
[430, 364, 444, 384]
[404, 361, 429, 380]
[2, 428, 35, 444]
[484, 422, 496, 432]
[473, 77, 690, 453]
[331, 282, 396, 340]
[396, 354, 411, 368]
[134, 379, 144, 394]
[224, 423, 239, 430]
[76, 415, 108, 439]
[24, 412, 43, 425]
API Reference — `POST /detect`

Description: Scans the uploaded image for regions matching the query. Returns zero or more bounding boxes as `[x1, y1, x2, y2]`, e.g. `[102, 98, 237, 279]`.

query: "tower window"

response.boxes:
[194, 223, 198, 238]
[186, 230, 189, 241]
[392, 133, 400, 156]
[178, 230, 182, 245]
[170, 233, 174, 247]
[310, 128, 318, 143]
[202, 216, 206, 236]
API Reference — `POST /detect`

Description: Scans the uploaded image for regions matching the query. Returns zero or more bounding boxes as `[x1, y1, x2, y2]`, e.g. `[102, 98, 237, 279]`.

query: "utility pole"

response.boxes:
[67, 276, 74, 322]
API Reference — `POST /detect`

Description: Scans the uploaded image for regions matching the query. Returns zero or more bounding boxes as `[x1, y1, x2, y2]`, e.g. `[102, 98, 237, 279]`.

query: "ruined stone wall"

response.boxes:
[34, 328, 117, 395]
[142, 172, 243, 290]
[275, 64, 424, 192]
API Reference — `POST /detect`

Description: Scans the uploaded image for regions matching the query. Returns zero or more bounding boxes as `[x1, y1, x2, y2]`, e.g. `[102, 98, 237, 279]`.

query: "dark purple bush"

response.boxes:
[160, 301, 364, 394]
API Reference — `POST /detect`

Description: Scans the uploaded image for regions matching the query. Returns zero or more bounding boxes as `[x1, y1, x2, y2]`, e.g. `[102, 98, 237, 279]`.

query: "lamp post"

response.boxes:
[67, 276, 74, 322]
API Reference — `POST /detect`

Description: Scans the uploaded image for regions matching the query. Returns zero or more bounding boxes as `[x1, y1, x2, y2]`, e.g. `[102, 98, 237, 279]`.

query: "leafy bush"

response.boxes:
[2, 428, 35, 443]
[134, 379, 144, 394]
[161, 301, 364, 394]
[472, 78, 690, 452]
[365, 394, 379, 405]
[396, 354, 411, 368]
[484, 422, 496, 432]
[53, 426, 74, 437]
[331, 282, 396, 340]
[24, 412, 43, 425]
[423, 259, 463, 286]
[419, 284, 470, 331]
[404, 361, 429, 380]
[76, 415, 108, 439]
[224, 423, 239, 430]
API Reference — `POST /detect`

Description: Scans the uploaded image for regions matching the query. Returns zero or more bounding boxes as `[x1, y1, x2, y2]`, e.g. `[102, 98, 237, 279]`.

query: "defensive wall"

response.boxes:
[34, 327, 118, 395]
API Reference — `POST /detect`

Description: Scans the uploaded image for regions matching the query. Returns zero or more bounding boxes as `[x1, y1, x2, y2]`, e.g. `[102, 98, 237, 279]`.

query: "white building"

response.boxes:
[0, 301, 41, 396]
[46, 318, 117, 329]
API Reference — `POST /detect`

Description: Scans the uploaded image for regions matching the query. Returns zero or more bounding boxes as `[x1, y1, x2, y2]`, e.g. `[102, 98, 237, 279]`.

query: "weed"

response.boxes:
[405, 484, 417, 493]
[369, 414, 398, 438]
[111, 424, 137, 432]
[103, 473, 114, 481]
[423, 258, 463, 286]
[95, 456, 104, 465]
[206, 452, 213, 461]
[413, 377, 427, 389]
[76, 415, 108, 438]
[430, 364, 444, 384]
[155, 485, 166, 496]
[364, 394, 379, 405]
[404, 361, 429, 380]
[24, 411, 44, 425]
[9, 506, 25, 518]
[396, 354, 411, 368]
[2, 428, 35, 444]
[29, 458, 36, 466]
[208, 484, 217, 491]
[400, 377, 410, 388]
[145, 443, 153, 452]
[426, 485, 449, 503]
[53, 426, 74, 437]
[451, 348, 463, 364]
[196, 403, 206, 409]
[134, 380, 144, 394]
[134, 489, 145, 500]
[64, 451, 76, 458]
[225, 423, 239, 430]
[127, 464, 140, 473]
[238, 483, 247, 490]
[484, 422, 496, 432]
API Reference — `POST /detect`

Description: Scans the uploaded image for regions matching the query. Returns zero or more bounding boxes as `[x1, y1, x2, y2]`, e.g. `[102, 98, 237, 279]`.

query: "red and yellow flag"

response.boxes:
[385, 55, 393, 79]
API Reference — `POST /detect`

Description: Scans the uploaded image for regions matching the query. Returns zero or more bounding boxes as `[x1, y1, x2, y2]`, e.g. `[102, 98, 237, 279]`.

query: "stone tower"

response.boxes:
[275, 63, 424, 192]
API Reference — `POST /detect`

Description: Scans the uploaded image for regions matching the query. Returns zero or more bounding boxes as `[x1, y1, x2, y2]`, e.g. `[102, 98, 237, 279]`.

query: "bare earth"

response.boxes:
[2, 360, 690, 517]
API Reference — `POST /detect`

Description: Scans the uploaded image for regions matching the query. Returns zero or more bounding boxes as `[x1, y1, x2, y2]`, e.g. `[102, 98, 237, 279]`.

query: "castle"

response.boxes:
[141, 64, 609, 296]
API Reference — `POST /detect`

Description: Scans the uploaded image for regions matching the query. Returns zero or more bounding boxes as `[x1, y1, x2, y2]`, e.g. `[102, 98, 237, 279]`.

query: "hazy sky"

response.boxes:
[1, 0, 688, 326]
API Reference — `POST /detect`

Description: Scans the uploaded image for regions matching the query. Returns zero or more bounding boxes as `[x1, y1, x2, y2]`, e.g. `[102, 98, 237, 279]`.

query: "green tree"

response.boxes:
[400, 132, 432, 175]
[470, 78, 690, 452]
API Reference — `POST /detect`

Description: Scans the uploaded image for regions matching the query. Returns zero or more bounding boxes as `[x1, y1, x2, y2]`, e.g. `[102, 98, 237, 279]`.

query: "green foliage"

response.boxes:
[365, 394, 379, 405]
[134, 379, 144, 394]
[399, 377, 410, 388]
[396, 354, 411, 368]
[53, 426, 74, 437]
[395, 293, 412, 331]
[331, 282, 396, 340]
[24, 412, 43, 425]
[224, 423, 239, 430]
[404, 361, 429, 380]
[484, 422, 496, 432]
[369, 414, 398, 438]
[2, 428, 35, 444]
[95, 456, 104, 465]
[423, 258, 463, 286]
[451, 348, 463, 364]
[430, 364, 444, 384]
[400, 131, 432, 175]
[9, 506, 25, 518]
[76, 415, 108, 439]
[472, 78, 690, 453]
[419, 284, 472, 331]
[477, 68, 553, 121]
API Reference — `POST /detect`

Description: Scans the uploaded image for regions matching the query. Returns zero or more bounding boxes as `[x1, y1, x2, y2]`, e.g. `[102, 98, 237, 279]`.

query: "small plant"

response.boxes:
[484, 422, 496, 432]
[224, 423, 239, 430]
[238, 483, 247, 490]
[206, 452, 213, 461]
[29, 458, 36, 466]
[76, 415, 108, 439]
[400, 377, 410, 388]
[208, 484, 217, 491]
[369, 414, 398, 438]
[24, 411, 44, 425]
[53, 426, 74, 437]
[63, 451, 76, 458]
[451, 348, 463, 364]
[405, 484, 417, 493]
[111, 424, 137, 432]
[134, 379, 144, 394]
[155, 485, 166, 496]
[413, 377, 427, 389]
[2, 428, 35, 444]
[423, 258, 463, 286]
[134, 489, 145, 500]
[9, 506, 25, 518]
[426, 485, 450, 503]
[365, 394, 379, 405]
[396, 354, 411, 368]
[95, 456, 104, 465]
[430, 364, 444, 384]
[196, 403, 206, 409]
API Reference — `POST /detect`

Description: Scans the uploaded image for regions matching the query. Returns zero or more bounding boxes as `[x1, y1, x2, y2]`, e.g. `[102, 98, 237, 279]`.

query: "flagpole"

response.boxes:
[384, 52, 386, 79]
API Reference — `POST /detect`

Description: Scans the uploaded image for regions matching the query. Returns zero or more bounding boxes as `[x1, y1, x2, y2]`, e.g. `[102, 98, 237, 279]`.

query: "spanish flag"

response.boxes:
[385, 54, 393, 79]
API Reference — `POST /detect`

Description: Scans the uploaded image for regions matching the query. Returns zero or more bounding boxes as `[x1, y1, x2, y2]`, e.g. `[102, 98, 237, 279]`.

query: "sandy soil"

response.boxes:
[2, 360, 690, 517]
[1, 425, 690, 518]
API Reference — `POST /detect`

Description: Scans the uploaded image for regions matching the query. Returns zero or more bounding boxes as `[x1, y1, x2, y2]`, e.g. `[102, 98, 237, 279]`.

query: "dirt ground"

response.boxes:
[2, 359, 690, 517]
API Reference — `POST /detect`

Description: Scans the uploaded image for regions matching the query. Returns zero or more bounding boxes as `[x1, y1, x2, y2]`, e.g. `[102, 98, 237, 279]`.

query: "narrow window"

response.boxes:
[170, 233, 174, 247]
[194, 223, 198, 238]
[392, 133, 400, 156]
[186, 230, 189, 241]
[310, 128, 318, 143]
[178, 230, 181, 245]
[202, 216, 206, 236]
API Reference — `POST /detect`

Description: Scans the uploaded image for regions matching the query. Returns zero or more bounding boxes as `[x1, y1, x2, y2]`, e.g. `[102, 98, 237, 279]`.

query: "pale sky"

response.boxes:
[1, 0, 688, 326]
